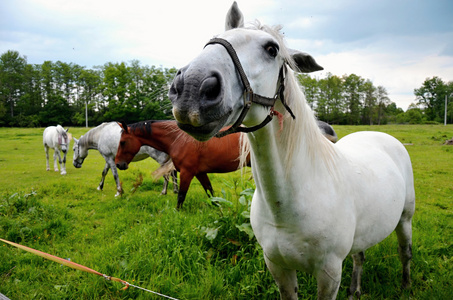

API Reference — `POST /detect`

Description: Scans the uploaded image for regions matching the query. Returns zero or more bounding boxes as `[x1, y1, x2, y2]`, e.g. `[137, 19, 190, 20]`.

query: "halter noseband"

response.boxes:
[205, 38, 295, 138]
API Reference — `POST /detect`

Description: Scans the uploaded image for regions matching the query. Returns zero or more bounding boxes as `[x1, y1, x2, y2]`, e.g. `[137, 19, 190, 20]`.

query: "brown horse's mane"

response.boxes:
[128, 120, 197, 146]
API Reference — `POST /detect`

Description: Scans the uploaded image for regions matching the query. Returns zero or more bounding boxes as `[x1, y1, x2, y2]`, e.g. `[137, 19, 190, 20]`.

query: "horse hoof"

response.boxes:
[61, 171, 67, 175]
[114, 192, 121, 197]
[46, 168, 50, 171]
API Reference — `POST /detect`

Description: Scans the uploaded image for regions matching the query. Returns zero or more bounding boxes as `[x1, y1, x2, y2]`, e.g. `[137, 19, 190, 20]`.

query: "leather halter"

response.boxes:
[205, 38, 295, 138]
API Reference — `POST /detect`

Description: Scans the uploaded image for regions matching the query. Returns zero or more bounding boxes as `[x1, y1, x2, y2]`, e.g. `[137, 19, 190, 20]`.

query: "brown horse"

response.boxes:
[115, 120, 250, 209]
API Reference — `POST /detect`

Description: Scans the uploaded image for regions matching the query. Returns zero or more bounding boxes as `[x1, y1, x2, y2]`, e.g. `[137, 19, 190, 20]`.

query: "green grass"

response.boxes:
[0, 125, 452, 299]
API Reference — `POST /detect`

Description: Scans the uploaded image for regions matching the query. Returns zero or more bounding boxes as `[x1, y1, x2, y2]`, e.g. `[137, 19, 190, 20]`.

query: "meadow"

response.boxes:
[0, 125, 452, 299]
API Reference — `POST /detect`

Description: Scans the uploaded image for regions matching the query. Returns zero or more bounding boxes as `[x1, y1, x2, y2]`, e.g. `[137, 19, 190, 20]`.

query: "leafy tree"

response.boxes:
[342, 74, 364, 125]
[361, 80, 376, 125]
[0, 50, 27, 124]
[414, 76, 448, 122]
[298, 74, 320, 109]
[376, 86, 391, 125]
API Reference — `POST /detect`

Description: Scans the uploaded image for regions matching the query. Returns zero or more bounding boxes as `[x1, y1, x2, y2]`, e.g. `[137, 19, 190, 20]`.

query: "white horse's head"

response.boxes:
[170, 2, 323, 141]
[72, 136, 88, 168]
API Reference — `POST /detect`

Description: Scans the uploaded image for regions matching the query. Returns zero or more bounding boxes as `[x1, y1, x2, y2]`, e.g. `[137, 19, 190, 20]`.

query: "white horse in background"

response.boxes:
[73, 122, 178, 197]
[43, 125, 71, 175]
[169, 2, 415, 299]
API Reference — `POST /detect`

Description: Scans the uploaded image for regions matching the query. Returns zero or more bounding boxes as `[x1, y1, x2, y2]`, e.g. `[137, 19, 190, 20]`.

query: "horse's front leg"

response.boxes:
[44, 146, 50, 171]
[60, 151, 67, 175]
[98, 162, 110, 192]
[53, 149, 61, 172]
[109, 161, 123, 197]
[315, 257, 343, 300]
[264, 254, 298, 300]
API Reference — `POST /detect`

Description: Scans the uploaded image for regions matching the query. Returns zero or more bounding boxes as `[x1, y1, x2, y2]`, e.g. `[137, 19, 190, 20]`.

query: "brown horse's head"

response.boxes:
[115, 121, 142, 170]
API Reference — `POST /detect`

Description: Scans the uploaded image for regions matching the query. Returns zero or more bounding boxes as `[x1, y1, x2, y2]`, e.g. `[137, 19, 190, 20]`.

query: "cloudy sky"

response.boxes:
[1, 0, 452, 110]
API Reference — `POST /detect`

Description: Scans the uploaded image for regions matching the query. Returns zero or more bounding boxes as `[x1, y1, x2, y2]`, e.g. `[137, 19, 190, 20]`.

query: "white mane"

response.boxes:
[240, 23, 337, 175]
[79, 122, 111, 149]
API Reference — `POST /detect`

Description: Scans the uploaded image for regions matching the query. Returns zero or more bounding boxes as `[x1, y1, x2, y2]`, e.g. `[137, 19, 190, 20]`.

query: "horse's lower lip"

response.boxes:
[177, 123, 218, 141]
[176, 113, 231, 141]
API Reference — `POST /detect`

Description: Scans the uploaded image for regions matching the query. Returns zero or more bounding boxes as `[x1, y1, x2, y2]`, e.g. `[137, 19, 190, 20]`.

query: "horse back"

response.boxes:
[337, 131, 413, 184]
[43, 126, 57, 147]
[336, 131, 415, 251]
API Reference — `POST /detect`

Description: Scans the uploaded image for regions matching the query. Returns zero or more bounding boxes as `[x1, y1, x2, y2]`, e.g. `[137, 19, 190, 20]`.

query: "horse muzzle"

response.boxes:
[169, 65, 233, 140]
[116, 161, 129, 170]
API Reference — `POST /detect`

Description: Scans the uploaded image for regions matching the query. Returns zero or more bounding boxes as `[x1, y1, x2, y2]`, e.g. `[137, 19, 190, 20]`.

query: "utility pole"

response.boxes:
[445, 95, 448, 126]
[85, 100, 88, 128]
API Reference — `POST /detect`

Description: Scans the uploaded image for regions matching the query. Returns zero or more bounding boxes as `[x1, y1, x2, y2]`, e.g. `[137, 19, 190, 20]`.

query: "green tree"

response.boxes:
[298, 74, 319, 109]
[342, 74, 364, 125]
[361, 80, 376, 125]
[0, 50, 27, 124]
[414, 76, 448, 122]
[376, 86, 390, 125]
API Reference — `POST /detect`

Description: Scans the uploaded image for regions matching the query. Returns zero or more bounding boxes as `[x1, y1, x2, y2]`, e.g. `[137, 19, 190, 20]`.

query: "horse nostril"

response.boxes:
[200, 75, 221, 101]
[169, 69, 185, 99]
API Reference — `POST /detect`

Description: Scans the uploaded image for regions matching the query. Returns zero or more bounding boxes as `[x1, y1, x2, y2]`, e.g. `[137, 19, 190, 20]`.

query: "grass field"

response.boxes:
[0, 125, 452, 299]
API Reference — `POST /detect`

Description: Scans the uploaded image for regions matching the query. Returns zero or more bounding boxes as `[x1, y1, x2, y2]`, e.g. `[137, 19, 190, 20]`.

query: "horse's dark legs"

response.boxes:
[195, 173, 214, 197]
[348, 251, 365, 299]
[98, 162, 110, 191]
[396, 218, 413, 289]
[177, 191, 187, 209]
[176, 170, 193, 209]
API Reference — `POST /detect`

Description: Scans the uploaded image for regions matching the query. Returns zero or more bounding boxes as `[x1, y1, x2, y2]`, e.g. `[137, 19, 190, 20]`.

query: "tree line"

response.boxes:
[0, 50, 177, 127]
[1, 50, 452, 127]
[298, 73, 453, 125]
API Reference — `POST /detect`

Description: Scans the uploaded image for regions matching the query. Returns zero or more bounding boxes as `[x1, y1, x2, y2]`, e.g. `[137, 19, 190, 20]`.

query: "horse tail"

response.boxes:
[238, 132, 251, 170]
[152, 159, 176, 180]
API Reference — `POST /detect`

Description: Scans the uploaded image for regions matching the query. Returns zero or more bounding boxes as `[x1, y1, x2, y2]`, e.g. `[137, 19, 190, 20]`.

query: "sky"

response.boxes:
[1, 0, 452, 110]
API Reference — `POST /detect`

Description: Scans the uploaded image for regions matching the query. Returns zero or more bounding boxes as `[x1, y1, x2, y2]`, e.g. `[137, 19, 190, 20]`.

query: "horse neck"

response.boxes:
[129, 121, 177, 154]
[81, 125, 106, 150]
[247, 77, 337, 190]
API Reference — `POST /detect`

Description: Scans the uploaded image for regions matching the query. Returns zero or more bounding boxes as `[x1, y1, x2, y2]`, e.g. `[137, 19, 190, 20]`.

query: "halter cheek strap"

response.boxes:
[205, 38, 295, 138]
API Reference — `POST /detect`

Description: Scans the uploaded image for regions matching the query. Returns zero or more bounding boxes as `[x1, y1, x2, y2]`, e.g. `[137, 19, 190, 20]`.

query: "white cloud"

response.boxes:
[1, 0, 452, 110]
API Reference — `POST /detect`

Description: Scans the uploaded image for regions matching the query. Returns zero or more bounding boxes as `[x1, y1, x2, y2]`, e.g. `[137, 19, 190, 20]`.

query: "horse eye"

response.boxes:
[265, 44, 279, 58]
[120, 141, 125, 146]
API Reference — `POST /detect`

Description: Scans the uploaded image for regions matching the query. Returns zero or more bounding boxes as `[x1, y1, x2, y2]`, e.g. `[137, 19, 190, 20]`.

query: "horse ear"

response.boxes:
[288, 49, 324, 73]
[73, 137, 78, 144]
[225, 1, 244, 30]
[120, 121, 128, 133]
[65, 128, 69, 133]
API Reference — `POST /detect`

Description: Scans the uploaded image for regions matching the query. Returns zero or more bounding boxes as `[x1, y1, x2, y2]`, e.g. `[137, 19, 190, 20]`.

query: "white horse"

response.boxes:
[73, 122, 178, 197]
[43, 125, 70, 175]
[169, 2, 415, 299]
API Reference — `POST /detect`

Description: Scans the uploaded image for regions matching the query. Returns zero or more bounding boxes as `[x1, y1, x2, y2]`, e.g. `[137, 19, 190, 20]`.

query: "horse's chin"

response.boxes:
[175, 112, 232, 141]
[176, 120, 226, 141]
